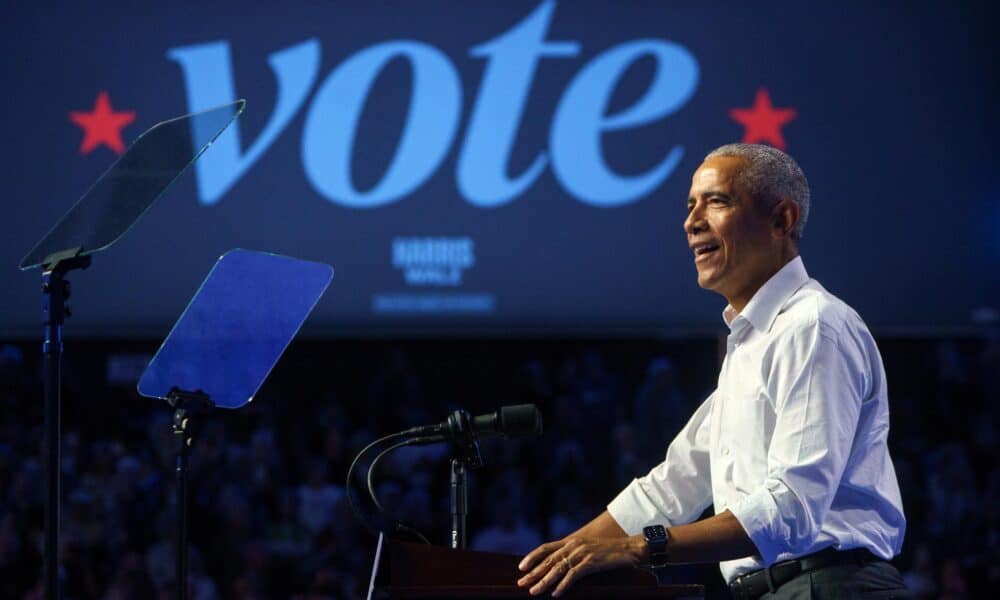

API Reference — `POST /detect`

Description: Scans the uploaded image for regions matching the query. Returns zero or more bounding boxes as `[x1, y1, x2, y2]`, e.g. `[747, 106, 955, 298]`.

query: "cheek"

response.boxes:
[717, 219, 760, 258]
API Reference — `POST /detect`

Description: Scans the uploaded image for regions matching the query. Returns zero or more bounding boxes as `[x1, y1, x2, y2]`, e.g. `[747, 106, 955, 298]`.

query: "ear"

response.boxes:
[771, 199, 800, 239]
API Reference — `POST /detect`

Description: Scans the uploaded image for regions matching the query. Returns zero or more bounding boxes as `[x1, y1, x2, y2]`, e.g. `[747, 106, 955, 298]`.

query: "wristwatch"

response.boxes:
[642, 524, 670, 584]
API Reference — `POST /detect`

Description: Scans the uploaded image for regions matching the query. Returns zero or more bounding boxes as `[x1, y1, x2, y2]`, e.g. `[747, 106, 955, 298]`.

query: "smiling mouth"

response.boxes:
[692, 242, 720, 261]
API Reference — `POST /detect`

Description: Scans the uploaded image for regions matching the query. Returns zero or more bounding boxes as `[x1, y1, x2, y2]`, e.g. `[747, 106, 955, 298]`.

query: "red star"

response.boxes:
[729, 88, 797, 150]
[69, 91, 136, 155]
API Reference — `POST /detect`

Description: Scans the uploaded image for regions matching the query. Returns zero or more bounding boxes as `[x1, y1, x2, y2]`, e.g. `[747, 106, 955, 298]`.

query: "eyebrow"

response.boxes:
[687, 190, 733, 205]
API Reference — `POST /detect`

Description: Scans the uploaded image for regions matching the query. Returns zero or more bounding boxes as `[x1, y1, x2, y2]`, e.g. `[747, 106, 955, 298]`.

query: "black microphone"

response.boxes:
[404, 404, 542, 445]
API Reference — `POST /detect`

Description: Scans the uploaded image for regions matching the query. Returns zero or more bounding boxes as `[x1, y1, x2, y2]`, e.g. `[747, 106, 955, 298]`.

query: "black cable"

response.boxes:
[395, 522, 432, 545]
[346, 432, 435, 544]
[366, 437, 434, 545]
[367, 438, 418, 513]
[345, 431, 407, 536]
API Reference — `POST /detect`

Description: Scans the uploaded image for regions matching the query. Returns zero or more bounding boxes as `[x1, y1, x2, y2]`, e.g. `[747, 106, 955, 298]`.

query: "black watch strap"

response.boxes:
[642, 525, 670, 579]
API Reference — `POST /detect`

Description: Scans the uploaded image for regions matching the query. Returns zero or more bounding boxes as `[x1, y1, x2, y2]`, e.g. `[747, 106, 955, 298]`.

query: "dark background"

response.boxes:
[1, 1, 997, 598]
[1, 336, 996, 598]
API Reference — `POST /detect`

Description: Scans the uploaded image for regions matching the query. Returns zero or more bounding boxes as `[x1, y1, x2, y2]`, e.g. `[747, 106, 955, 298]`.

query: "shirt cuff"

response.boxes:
[607, 478, 673, 536]
[728, 487, 783, 566]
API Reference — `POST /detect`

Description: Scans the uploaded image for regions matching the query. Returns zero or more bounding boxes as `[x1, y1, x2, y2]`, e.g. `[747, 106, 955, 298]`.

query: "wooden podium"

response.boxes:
[368, 538, 704, 599]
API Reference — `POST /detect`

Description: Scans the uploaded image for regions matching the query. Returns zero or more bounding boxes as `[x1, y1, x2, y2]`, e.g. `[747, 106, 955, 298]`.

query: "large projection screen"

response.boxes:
[2, 1, 996, 337]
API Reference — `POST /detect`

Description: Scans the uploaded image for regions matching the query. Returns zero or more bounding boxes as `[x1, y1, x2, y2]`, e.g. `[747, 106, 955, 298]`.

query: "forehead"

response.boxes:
[690, 156, 745, 194]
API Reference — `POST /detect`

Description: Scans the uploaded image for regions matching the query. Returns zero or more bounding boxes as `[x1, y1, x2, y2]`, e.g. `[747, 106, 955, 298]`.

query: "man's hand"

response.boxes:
[516, 534, 646, 597]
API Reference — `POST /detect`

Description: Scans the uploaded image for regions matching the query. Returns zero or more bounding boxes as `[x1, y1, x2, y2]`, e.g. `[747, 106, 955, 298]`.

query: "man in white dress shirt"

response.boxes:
[516, 144, 909, 599]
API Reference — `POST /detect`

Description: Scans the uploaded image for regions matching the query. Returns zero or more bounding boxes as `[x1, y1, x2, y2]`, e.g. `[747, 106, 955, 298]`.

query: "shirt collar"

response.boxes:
[722, 256, 810, 332]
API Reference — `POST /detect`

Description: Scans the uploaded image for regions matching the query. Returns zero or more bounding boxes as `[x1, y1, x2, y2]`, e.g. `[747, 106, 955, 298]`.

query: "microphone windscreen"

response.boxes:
[499, 404, 542, 438]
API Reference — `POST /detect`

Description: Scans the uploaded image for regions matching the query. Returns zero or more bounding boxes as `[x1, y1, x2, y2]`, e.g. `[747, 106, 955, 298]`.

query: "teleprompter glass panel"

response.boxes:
[137, 249, 333, 409]
[19, 100, 245, 270]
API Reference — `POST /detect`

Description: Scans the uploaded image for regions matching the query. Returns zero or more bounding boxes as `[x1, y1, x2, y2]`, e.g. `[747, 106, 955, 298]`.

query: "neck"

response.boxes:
[726, 250, 798, 313]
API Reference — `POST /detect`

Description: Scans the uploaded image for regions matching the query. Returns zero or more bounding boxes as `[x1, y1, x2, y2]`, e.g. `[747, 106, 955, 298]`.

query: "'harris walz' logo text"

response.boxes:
[393, 237, 474, 287]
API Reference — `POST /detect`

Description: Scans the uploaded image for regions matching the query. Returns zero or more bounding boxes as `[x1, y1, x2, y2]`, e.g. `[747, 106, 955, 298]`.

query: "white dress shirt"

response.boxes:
[607, 257, 906, 582]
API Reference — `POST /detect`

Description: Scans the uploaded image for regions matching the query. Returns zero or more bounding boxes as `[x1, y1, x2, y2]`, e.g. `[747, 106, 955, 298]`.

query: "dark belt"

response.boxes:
[729, 547, 881, 600]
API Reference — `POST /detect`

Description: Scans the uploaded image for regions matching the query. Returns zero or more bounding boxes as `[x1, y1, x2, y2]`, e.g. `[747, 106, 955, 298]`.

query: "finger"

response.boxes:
[518, 541, 561, 572]
[529, 556, 572, 596]
[551, 549, 589, 597]
[565, 544, 588, 568]
[518, 549, 563, 588]
[552, 561, 587, 598]
[524, 556, 565, 593]
[520, 540, 569, 585]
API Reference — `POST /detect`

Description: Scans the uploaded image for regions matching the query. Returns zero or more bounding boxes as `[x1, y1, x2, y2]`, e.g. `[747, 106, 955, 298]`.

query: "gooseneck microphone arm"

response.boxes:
[367, 437, 432, 513]
[345, 431, 408, 536]
[345, 430, 435, 543]
[346, 404, 542, 548]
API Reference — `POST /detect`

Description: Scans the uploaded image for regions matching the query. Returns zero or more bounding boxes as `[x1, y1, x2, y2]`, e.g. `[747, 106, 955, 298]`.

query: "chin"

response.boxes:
[695, 270, 714, 288]
[696, 272, 724, 294]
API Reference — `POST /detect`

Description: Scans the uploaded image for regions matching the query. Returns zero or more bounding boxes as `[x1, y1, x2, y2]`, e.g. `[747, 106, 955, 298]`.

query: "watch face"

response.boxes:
[644, 525, 667, 542]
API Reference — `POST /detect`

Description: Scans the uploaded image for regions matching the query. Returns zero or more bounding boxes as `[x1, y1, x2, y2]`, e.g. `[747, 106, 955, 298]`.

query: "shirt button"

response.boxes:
[722, 447, 731, 456]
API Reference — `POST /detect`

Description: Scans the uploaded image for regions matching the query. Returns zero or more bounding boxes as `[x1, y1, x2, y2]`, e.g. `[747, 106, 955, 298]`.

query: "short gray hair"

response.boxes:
[704, 143, 810, 240]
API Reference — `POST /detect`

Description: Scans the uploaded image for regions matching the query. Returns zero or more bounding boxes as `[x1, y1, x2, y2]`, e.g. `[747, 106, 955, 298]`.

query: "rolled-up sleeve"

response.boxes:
[608, 393, 715, 535]
[728, 321, 863, 564]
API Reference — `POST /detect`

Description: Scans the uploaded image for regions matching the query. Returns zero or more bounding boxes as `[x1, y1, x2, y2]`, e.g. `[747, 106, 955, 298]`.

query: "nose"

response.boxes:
[684, 201, 706, 236]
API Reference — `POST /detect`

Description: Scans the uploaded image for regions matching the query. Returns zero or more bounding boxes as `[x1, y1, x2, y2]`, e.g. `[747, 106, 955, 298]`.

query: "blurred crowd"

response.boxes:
[0, 333, 996, 599]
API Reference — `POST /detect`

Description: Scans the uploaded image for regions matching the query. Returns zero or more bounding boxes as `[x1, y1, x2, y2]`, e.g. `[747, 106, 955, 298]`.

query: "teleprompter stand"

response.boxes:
[138, 248, 333, 600]
[166, 388, 212, 600]
[40, 248, 91, 600]
[19, 101, 245, 600]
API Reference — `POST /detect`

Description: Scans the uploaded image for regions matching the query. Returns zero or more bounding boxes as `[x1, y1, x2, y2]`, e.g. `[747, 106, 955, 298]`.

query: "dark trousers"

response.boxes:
[759, 560, 910, 599]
